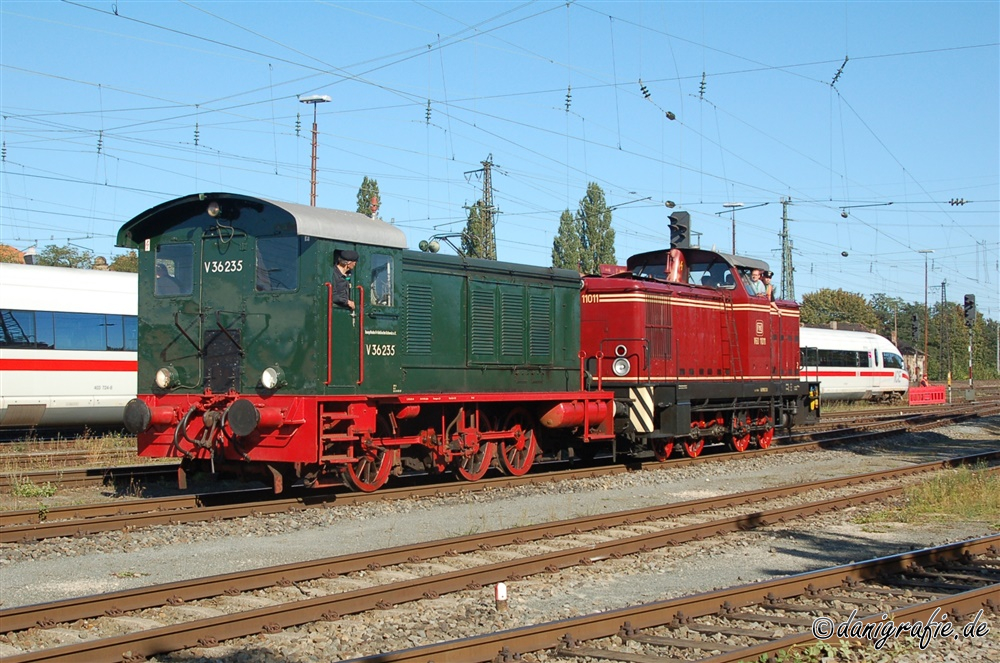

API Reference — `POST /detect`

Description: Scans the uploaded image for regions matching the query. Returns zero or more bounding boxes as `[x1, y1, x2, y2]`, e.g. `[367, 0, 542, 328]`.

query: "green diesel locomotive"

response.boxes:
[120, 193, 615, 491]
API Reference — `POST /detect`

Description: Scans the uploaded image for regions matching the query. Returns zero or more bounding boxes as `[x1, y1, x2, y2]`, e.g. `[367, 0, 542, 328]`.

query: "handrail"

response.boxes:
[324, 282, 333, 385]
[356, 285, 364, 385]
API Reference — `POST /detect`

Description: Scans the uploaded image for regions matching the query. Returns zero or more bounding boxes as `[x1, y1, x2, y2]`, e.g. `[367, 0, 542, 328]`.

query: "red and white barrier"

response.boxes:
[908, 386, 946, 405]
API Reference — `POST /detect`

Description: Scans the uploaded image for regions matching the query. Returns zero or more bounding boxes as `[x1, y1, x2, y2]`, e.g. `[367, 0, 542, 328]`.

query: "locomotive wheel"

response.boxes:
[455, 442, 495, 482]
[682, 439, 704, 457]
[727, 412, 751, 453]
[498, 408, 537, 476]
[653, 439, 674, 462]
[757, 426, 775, 449]
[342, 447, 392, 492]
[728, 434, 751, 453]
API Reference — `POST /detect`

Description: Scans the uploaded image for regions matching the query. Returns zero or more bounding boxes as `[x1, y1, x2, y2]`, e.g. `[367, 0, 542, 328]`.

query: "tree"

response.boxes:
[356, 176, 381, 219]
[461, 200, 496, 260]
[37, 244, 93, 269]
[801, 288, 999, 382]
[868, 293, 908, 344]
[551, 209, 581, 270]
[110, 251, 138, 272]
[799, 288, 879, 330]
[577, 182, 615, 274]
[0, 244, 25, 264]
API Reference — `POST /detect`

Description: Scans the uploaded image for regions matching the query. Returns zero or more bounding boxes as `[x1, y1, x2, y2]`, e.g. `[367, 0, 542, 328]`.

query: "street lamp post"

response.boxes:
[918, 249, 934, 379]
[299, 94, 331, 206]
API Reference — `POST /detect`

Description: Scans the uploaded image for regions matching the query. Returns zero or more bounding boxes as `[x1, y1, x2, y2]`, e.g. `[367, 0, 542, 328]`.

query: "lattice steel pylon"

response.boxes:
[779, 198, 794, 301]
[463, 154, 500, 259]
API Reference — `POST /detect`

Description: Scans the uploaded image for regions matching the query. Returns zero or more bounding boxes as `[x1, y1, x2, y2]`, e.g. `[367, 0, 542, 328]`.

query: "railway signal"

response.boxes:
[668, 211, 690, 249]
[963, 294, 976, 327]
[963, 294, 977, 394]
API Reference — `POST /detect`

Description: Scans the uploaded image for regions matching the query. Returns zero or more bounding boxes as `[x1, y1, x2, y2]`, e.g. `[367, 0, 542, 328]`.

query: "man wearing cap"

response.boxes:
[761, 271, 775, 301]
[333, 249, 358, 311]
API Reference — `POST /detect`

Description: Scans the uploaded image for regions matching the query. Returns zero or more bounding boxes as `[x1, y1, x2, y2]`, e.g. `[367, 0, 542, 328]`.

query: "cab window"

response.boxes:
[370, 254, 394, 306]
[155, 243, 193, 296]
[256, 236, 299, 292]
[688, 259, 734, 288]
[883, 352, 904, 370]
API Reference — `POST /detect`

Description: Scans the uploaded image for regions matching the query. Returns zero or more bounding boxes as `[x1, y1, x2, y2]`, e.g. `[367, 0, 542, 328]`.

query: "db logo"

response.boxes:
[755, 321, 764, 336]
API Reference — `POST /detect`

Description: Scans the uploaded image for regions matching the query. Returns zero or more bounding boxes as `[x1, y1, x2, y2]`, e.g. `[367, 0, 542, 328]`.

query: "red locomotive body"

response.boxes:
[580, 247, 815, 458]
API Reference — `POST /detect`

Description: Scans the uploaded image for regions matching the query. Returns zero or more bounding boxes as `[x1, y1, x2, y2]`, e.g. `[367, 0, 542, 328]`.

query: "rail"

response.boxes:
[4, 463, 998, 661]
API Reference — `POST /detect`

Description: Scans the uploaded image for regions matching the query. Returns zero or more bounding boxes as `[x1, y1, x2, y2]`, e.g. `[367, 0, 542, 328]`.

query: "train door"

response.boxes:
[326, 254, 360, 390]
[736, 270, 770, 379]
[195, 229, 254, 394]
[323, 249, 400, 392]
[356, 251, 400, 393]
[769, 307, 781, 378]
[863, 342, 877, 396]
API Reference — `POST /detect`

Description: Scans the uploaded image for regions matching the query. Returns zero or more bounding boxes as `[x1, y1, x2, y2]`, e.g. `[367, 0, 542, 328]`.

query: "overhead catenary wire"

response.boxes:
[2, 3, 994, 316]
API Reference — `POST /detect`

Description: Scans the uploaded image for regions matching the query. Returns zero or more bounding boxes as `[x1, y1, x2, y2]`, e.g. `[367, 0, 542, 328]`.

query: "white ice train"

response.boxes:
[0, 263, 137, 430]
[799, 326, 909, 403]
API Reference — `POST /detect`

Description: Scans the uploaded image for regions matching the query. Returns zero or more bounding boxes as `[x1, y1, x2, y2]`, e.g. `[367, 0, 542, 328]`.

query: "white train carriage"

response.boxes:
[0, 263, 137, 429]
[799, 327, 909, 403]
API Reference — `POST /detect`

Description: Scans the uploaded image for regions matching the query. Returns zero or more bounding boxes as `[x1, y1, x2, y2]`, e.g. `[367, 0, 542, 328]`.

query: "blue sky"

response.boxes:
[2, 1, 997, 318]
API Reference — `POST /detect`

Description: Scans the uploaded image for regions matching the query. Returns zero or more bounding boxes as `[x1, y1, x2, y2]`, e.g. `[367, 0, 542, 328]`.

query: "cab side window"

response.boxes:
[256, 236, 299, 292]
[155, 243, 193, 296]
[883, 352, 904, 370]
[370, 254, 393, 306]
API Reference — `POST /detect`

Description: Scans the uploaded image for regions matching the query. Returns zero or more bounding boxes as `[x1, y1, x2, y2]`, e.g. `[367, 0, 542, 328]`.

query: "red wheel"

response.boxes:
[727, 412, 751, 453]
[498, 408, 538, 476]
[757, 427, 774, 449]
[728, 434, 751, 453]
[683, 439, 704, 457]
[342, 447, 392, 492]
[653, 439, 674, 462]
[455, 441, 495, 482]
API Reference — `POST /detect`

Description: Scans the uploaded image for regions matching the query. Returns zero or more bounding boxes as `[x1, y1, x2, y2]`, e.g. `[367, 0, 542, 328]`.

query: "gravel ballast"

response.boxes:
[2, 417, 998, 662]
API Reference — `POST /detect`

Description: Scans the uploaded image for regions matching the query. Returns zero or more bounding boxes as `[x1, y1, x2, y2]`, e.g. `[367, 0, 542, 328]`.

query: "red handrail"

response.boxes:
[356, 285, 364, 385]
[324, 282, 333, 385]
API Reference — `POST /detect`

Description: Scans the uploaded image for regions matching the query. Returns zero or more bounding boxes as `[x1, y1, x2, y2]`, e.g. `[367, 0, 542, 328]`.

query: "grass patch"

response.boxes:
[111, 570, 150, 579]
[10, 476, 58, 498]
[758, 636, 931, 662]
[0, 430, 144, 474]
[854, 465, 1000, 528]
[902, 464, 1000, 525]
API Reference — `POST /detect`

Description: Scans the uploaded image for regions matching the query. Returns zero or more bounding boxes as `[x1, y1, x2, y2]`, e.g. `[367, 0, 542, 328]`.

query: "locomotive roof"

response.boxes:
[116, 192, 408, 250]
[404, 249, 582, 283]
[627, 247, 770, 271]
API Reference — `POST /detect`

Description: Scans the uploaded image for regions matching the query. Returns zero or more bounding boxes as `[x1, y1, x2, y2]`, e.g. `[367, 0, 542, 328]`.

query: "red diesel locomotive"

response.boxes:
[581, 245, 814, 460]
[119, 194, 818, 492]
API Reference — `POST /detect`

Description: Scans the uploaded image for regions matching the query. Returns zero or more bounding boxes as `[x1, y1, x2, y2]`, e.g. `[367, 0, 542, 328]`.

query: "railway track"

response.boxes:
[360, 535, 1000, 663]
[0, 463, 176, 492]
[2, 405, 996, 542]
[2, 399, 993, 497]
[2, 457, 997, 661]
[0, 449, 149, 472]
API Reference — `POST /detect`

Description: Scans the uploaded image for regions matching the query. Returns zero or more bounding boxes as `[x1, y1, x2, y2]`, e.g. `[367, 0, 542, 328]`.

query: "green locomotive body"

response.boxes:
[120, 193, 614, 491]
